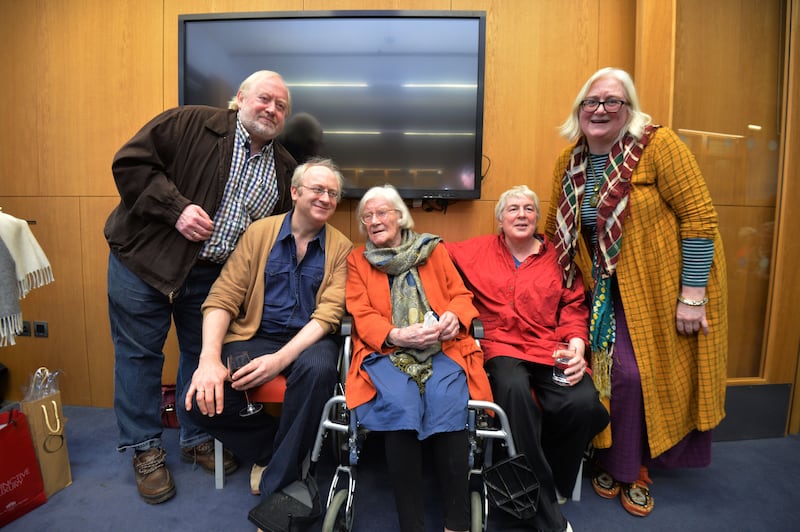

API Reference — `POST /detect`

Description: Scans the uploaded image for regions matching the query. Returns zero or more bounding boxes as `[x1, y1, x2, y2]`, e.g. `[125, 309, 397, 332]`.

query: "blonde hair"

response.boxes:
[558, 67, 652, 142]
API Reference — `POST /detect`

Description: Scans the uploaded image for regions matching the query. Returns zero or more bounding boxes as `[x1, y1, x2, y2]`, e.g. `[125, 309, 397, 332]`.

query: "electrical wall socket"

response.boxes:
[20, 321, 32, 336]
[33, 321, 48, 338]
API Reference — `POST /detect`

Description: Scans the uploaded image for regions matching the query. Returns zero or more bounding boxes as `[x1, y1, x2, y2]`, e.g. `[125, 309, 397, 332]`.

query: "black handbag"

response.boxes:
[248, 476, 321, 532]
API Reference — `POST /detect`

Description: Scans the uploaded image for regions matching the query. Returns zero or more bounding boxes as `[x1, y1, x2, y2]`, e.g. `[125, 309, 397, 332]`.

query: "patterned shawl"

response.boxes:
[364, 229, 441, 393]
[552, 125, 658, 398]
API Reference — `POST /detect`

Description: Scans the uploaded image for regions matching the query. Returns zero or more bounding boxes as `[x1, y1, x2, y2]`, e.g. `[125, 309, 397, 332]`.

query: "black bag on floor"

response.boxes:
[248, 476, 321, 532]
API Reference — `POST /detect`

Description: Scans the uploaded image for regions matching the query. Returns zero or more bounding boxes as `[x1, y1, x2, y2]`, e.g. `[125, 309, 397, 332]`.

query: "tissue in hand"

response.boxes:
[423, 310, 439, 328]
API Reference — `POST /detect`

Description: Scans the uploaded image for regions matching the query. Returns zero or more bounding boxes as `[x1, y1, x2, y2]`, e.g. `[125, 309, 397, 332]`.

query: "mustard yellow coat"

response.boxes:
[544, 127, 728, 458]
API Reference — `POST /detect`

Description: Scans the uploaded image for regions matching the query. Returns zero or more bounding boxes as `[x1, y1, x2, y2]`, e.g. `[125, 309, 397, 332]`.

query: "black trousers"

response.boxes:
[383, 429, 470, 532]
[485, 356, 609, 532]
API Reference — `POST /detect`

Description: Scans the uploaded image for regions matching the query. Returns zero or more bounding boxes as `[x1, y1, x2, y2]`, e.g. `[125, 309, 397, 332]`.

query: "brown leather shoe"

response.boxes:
[180, 440, 238, 475]
[133, 448, 176, 504]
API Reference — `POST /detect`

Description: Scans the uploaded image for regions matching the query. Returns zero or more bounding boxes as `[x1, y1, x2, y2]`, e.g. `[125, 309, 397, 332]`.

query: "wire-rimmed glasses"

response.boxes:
[360, 209, 399, 224]
[298, 184, 341, 201]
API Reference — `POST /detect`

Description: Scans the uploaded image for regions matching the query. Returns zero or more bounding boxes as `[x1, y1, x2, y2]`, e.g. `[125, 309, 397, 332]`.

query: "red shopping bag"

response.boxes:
[0, 408, 47, 527]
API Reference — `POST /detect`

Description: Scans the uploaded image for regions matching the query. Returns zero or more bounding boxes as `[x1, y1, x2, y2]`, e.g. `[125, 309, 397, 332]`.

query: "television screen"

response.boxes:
[179, 11, 486, 201]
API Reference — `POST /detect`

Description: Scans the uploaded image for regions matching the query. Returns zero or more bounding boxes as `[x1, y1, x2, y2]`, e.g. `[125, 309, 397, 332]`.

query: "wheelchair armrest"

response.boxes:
[339, 314, 480, 339]
[340, 315, 352, 336]
[471, 318, 484, 340]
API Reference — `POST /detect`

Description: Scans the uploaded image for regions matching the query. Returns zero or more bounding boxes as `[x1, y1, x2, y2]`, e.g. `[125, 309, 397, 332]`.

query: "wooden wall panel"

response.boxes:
[38, 0, 164, 198]
[634, 0, 675, 127]
[786, 0, 800, 435]
[0, 0, 42, 196]
[768, 0, 800, 384]
[0, 197, 90, 405]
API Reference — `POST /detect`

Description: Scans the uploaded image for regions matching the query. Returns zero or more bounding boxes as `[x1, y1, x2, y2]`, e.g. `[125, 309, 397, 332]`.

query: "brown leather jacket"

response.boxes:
[105, 105, 296, 296]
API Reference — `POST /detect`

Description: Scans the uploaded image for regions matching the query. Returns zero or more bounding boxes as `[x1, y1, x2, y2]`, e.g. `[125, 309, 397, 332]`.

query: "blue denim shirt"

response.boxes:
[261, 209, 326, 333]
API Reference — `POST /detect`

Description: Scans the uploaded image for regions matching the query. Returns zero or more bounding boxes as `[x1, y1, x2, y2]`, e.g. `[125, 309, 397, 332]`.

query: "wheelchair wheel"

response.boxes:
[470, 490, 484, 532]
[321, 489, 353, 532]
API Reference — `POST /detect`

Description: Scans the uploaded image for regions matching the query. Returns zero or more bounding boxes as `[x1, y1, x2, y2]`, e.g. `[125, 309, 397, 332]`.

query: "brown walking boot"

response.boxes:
[133, 448, 176, 504]
[180, 440, 238, 475]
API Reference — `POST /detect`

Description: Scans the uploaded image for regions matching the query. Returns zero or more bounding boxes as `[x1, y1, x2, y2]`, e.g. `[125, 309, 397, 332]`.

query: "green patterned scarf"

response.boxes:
[364, 229, 441, 393]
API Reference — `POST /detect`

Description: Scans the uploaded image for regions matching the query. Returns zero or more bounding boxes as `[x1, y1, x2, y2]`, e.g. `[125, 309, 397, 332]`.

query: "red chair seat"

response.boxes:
[249, 375, 287, 403]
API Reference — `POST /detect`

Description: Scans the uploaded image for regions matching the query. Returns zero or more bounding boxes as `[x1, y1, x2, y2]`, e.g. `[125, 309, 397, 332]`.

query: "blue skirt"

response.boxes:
[355, 351, 469, 440]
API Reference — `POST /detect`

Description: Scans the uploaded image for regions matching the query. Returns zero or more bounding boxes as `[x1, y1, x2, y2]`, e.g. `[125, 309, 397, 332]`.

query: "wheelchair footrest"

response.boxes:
[483, 453, 540, 520]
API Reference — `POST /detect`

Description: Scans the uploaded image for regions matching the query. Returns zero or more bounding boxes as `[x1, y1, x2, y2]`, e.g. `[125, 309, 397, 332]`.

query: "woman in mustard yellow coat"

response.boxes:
[545, 67, 727, 518]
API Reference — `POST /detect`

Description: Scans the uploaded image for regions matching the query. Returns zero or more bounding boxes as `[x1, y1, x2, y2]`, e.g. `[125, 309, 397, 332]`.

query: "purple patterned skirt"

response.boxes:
[594, 285, 712, 483]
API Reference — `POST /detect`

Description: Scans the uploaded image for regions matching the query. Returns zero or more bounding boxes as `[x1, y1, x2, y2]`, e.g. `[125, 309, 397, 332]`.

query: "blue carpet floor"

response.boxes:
[4, 405, 799, 531]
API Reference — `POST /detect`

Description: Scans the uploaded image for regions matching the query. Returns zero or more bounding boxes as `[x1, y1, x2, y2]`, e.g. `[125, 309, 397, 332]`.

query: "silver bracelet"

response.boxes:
[677, 295, 708, 306]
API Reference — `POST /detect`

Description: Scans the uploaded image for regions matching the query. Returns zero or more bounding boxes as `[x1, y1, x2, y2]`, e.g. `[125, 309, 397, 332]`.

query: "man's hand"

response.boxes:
[184, 357, 228, 416]
[176, 204, 214, 242]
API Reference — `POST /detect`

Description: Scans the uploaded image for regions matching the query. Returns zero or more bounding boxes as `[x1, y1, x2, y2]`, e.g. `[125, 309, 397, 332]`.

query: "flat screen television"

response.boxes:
[178, 11, 486, 201]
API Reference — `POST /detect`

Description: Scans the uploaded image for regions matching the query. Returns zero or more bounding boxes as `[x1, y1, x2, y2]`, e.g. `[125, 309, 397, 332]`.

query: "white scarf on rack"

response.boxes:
[0, 211, 54, 346]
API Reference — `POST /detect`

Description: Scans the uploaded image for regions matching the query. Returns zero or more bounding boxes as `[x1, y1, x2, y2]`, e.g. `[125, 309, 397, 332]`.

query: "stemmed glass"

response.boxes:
[227, 351, 263, 417]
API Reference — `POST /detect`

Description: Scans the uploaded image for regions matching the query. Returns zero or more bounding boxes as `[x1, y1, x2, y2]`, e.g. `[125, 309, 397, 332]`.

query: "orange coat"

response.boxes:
[345, 243, 493, 409]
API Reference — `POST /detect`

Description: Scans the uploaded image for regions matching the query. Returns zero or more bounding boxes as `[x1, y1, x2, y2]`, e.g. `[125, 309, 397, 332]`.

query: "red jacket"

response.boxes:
[446, 234, 589, 366]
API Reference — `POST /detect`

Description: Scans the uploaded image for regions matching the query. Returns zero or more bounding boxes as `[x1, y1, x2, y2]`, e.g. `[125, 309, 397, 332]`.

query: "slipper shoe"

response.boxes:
[592, 470, 620, 499]
[621, 481, 654, 516]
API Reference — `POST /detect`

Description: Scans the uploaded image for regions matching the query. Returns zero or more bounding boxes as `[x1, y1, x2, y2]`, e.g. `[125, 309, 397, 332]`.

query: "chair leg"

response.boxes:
[570, 458, 583, 501]
[214, 438, 224, 489]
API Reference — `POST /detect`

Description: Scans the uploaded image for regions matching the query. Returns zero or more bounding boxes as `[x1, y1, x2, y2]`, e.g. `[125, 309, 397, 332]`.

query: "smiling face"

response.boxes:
[291, 165, 340, 227]
[361, 197, 402, 248]
[579, 76, 630, 153]
[499, 195, 538, 242]
[237, 74, 290, 145]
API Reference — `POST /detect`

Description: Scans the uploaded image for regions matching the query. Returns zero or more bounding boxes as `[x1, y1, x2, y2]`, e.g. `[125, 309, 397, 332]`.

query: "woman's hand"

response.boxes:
[436, 310, 460, 341]
[555, 338, 588, 386]
[676, 303, 709, 335]
[387, 323, 441, 350]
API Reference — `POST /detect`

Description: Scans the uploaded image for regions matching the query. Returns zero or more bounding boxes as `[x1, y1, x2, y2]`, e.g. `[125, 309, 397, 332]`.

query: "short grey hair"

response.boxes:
[495, 185, 540, 232]
[558, 67, 652, 142]
[356, 184, 414, 236]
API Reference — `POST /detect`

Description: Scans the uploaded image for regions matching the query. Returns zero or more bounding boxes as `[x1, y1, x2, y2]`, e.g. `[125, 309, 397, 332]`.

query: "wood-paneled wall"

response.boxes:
[0, 0, 634, 407]
[1, 0, 798, 431]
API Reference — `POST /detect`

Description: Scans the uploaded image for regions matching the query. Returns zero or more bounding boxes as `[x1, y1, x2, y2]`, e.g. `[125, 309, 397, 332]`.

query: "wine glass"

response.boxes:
[227, 351, 263, 417]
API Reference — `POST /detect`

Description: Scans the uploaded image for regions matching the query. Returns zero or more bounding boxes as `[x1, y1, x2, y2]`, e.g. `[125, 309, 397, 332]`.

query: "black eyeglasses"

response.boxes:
[299, 185, 340, 201]
[580, 99, 627, 113]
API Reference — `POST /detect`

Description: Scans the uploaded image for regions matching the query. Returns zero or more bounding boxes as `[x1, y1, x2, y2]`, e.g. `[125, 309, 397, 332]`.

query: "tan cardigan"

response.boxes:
[202, 212, 353, 343]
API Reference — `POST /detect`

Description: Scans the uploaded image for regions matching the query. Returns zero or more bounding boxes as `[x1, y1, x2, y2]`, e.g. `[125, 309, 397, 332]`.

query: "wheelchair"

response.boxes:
[308, 317, 540, 532]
